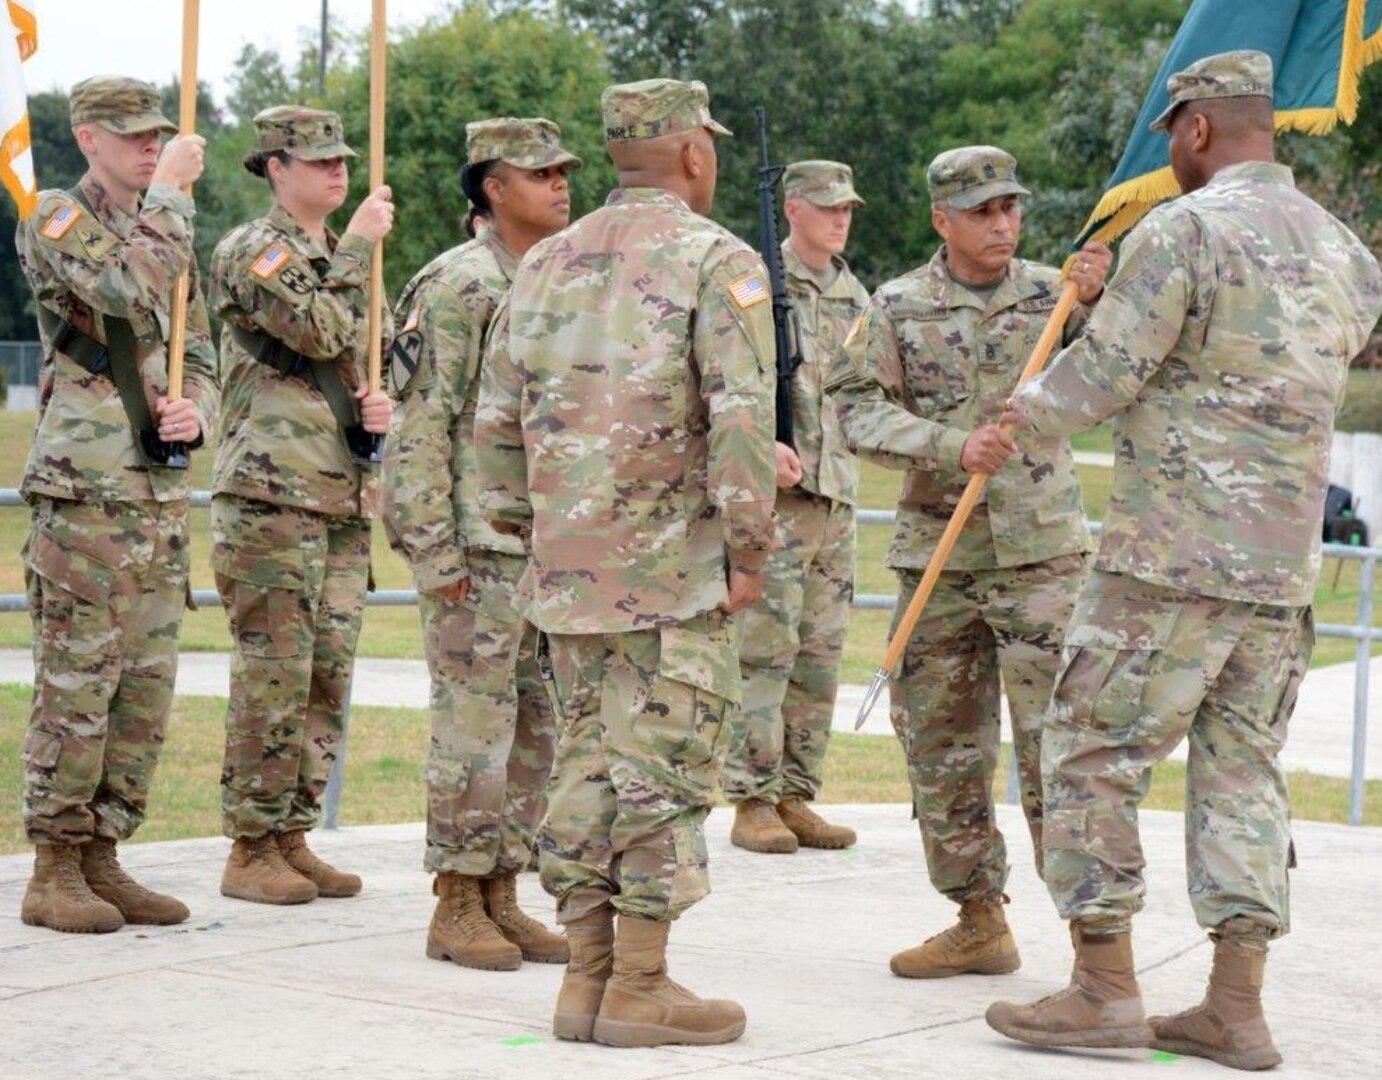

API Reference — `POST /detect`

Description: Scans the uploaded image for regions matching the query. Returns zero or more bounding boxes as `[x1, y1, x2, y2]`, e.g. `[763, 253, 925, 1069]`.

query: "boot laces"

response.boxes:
[89, 844, 144, 892]
[253, 835, 296, 874]
[54, 849, 93, 893]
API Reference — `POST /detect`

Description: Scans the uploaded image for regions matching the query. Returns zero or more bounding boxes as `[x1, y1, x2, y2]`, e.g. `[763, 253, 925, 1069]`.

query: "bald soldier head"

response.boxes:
[1153, 50, 1277, 193]
[601, 79, 731, 214]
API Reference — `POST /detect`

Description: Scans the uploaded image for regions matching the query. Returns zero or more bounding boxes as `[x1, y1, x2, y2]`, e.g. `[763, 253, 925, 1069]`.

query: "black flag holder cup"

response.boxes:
[345, 426, 384, 467]
[141, 429, 189, 470]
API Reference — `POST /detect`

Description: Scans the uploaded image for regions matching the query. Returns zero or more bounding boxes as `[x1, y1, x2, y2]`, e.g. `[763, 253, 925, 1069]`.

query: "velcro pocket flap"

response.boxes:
[212, 540, 307, 592]
[659, 623, 742, 706]
[25, 528, 116, 606]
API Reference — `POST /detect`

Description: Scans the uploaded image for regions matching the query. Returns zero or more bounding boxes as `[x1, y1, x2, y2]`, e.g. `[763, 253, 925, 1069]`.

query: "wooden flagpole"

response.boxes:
[367, 0, 386, 394]
[165, 0, 198, 407]
[854, 279, 1081, 728]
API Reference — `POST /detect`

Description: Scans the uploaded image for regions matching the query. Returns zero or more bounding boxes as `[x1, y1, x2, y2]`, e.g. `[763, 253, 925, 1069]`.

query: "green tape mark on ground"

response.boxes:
[1151, 1050, 1179, 1062]
[502, 1035, 543, 1047]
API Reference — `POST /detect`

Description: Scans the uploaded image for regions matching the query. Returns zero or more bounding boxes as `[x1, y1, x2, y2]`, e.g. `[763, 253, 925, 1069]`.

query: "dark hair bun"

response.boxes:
[242, 150, 268, 178]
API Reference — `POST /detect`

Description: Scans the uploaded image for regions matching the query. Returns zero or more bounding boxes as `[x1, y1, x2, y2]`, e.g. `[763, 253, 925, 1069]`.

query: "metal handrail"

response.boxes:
[1, 489, 1376, 824]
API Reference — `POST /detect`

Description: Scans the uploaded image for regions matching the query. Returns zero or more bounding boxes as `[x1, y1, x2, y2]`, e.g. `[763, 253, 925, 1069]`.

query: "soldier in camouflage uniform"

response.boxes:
[987, 52, 1382, 1067]
[210, 107, 394, 906]
[383, 117, 580, 971]
[475, 79, 779, 1048]
[16, 76, 217, 935]
[826, 146, 1111, 978]
[724, 160, 868, 855]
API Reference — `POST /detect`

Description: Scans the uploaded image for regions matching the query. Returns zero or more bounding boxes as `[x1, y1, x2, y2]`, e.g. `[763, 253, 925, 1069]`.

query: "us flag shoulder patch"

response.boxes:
[40, 204, 82, 241]
[250, 244, 290, 279]
[727, 273, 768, 309]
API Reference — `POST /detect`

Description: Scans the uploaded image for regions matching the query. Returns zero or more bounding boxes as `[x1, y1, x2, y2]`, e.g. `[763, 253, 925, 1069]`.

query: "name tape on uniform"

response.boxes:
[251, 244, 290, 279]
[40, 204, 82, 241]
[727, 273, 769, 309]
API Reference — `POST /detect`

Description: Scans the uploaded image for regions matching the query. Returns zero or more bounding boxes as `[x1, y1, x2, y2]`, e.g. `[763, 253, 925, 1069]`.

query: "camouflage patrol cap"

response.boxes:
[927, 145, 1030, 209]
[1150, 50, 1274, 132]
[784, 160, 864, 208]
[465, 117, 583, 171]
[253, 106, 356, 160]
[601, 78, 732, 142]
[69, 76, 176, 135]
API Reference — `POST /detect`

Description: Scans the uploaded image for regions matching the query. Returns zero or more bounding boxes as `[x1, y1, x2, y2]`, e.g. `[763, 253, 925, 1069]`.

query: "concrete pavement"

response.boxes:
[2, 646, 1376, 779]
[1, 805, 1378, 1079]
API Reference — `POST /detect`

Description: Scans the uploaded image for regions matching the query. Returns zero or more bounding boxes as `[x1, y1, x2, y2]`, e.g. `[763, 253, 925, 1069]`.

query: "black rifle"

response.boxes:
[754, 105, 802, 448]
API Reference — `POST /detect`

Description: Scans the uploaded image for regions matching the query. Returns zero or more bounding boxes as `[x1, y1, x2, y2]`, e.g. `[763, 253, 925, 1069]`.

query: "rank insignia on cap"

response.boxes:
[40, 204, 82, 240]
[728, 273, 768, 309]
[251, 244, 290, 279]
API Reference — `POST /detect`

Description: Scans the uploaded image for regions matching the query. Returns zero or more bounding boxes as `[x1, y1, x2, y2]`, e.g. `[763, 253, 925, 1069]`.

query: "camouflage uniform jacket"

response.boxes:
[383, 231, 523, 591]
[210, 202, 384, 519]
[475, 186, 780, 634]
[782, 241, 868, 506]
[16, 173, 219, 504]
[1016, 161, 1382, 606]
[827, 246, 1091, 570]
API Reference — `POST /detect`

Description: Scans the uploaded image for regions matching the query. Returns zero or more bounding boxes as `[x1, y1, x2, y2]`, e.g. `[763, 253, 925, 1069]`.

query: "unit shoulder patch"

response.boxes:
[727, 273, 769, 310]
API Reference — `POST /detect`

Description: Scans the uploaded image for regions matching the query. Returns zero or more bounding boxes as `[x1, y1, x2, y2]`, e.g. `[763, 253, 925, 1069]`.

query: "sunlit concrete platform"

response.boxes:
[1, 805, 1377, 1079]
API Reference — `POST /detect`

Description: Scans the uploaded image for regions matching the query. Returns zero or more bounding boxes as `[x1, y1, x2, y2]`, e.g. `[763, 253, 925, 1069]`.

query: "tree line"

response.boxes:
[3, 0, 1379, 349]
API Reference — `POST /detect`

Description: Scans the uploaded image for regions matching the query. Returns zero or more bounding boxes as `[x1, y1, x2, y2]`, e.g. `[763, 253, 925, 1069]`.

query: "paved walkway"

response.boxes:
[2, 806, 1377, 1079]
[2, 647, 1377, 779]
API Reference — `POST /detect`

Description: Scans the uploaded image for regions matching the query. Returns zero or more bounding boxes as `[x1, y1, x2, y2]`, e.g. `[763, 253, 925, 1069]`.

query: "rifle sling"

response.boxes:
[36, 185, 160, 449]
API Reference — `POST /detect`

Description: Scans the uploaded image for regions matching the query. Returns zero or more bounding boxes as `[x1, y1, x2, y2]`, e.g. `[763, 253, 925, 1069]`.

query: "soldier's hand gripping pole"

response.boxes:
[149, 0, 200, 470]
[754, 106, 802, 448]
[854, 279, 1081, 730]
[349, 0, 387, 467]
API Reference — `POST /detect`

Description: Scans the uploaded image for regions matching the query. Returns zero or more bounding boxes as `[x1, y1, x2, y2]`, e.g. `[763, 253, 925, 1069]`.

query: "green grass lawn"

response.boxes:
[2, 377, 1380, 851]
[2, 682, 1376, 854]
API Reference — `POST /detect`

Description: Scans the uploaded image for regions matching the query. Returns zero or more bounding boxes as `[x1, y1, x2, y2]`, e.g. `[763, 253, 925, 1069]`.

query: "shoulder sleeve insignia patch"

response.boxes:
[727, 273, 769, 309]
[250, 244, 290, 279]
[40, 204, 82, 241]
[278, 265, 314, 296]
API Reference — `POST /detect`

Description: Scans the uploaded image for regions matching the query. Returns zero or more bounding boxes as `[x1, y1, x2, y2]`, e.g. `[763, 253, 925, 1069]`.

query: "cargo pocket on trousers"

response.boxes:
[644, 621, 742, 772]
[1050, 602, 1180, 738]
[22, 727, 63, 773]
[212, 541, 306, 659]
[25, 528, 116, 651]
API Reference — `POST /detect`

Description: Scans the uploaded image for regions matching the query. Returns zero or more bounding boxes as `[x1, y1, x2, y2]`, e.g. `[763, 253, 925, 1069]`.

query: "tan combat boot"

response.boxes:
[81, 837, 189, 925]
[483, 874, 569, 963]
[221, 835, 318, 905]
[891, 894, 1020, 978]
[426, 873, 522, 971]
[592, 915, 746, 1047]
[553, 907, 615, 1041]
[1150, 933, 1282, 1070]
[278, 830, 361, 897]
[777, 796, 857, 849]
[730, 798, 798, 854]
[986, 922, 1153, 1049]
[20, 844, 124, 934]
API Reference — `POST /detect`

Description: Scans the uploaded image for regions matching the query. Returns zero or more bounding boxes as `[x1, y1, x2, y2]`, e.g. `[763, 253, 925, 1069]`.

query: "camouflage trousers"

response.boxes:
[890, 553, 1085, 902]
[722, 489, 854, 805]
[1043, 570, 1310, 939]
[420, 549, 555, 876]
[21, 497, 189, 846]
[212, 495, 370, 839]
[539, 610, 739, 923]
